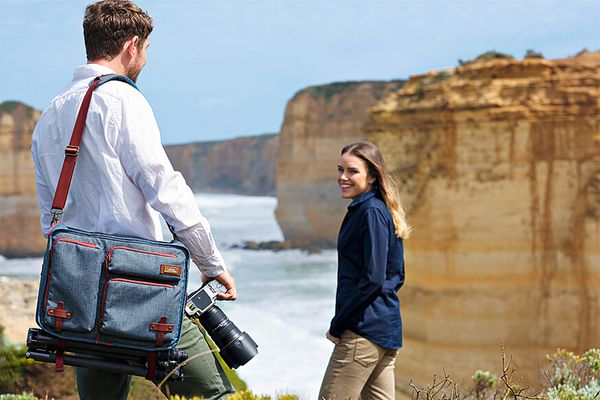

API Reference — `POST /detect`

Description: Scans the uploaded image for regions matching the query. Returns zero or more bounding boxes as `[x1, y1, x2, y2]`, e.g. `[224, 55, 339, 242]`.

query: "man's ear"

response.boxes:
[125, 36, 140, 56]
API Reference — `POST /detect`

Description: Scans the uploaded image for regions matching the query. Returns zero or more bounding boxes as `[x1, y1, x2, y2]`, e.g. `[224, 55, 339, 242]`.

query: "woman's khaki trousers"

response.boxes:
[319, 330, 399, 400]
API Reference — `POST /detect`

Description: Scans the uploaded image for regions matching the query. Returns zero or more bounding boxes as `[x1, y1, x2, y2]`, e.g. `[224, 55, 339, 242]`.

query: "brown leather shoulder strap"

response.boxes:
[50, 77, 102, 224]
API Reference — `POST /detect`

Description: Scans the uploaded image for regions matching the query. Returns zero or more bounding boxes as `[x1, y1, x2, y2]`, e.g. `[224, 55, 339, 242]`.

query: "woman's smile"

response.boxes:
[337, 153, 374, 199]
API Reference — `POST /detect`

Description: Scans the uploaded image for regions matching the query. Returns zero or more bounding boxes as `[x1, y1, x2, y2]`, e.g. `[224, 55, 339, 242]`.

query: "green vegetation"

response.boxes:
[545, 349, 600, 400]
[458, 50, 515, 66]
[0, 100, 36, 120]
[412, 81, 426, 101]
[409, 69, 453, 102]
[410, 348, 600, 400]
[525, 49, 544, 59]
[0, 394, 40, 400]
[0, 101, 23, 114]
[298, 80, 404, 102]
[0, 326, 35, 394]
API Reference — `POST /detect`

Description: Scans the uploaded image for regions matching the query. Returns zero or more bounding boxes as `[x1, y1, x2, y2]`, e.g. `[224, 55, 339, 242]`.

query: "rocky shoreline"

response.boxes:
[0, 276, 38, 345]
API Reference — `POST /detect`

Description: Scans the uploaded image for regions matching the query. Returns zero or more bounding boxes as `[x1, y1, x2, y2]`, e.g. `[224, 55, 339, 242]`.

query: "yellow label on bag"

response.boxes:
[160, 264, 182, 277]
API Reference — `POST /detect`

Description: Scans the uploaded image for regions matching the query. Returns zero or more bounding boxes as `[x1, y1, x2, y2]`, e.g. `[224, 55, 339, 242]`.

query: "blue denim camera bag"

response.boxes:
[35, 75, 190, 352]
[36, 224, 190, 351]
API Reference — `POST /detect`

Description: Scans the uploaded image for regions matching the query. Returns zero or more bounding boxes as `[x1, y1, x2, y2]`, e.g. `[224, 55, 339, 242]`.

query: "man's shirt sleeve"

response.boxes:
[31, 133, 53, 236]
[114, 91, 226, 277]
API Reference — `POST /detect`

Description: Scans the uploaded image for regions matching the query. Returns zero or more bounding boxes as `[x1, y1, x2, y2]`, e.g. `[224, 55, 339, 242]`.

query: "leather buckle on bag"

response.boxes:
[65, 145, 79, 156]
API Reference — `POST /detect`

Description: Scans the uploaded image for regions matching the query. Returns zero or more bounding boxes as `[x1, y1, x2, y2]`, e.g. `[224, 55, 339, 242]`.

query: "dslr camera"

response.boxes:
[186, 280, 258, 369]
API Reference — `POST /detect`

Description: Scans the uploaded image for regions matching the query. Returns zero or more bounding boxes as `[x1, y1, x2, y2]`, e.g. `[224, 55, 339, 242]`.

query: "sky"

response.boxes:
[1, 0, 598, 145]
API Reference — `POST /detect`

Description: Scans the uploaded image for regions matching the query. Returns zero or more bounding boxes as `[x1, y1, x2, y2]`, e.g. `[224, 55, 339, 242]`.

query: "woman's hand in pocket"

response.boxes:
[326, 330, 341, 344]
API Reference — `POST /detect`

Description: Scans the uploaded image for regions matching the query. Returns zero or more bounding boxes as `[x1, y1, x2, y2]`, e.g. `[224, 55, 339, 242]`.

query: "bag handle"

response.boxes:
[50, 74, 138, 225]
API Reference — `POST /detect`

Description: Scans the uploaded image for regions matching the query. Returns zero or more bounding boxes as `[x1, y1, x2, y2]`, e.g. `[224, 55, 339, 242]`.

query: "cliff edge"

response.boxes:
[275, 80, 405, 247]
[0, 101, 46, 257]
[362, 51, 599, 393]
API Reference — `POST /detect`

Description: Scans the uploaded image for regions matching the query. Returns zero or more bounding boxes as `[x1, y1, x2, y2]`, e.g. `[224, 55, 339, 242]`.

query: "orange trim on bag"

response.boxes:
[107, 246, 178, 262]
[55, 238, 98, 248]
[105, 246, 179, 277]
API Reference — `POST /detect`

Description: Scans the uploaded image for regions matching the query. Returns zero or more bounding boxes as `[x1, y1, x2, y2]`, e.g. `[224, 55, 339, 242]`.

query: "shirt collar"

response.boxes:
[72, 64, 117, 82]
[348, 189, 376, 210]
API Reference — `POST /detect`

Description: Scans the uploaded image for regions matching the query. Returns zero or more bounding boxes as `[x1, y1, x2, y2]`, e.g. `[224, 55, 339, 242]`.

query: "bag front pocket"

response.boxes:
[106, 246, 185, 283]
[98, 278, 182, 345]
[44, 237, 104, 333]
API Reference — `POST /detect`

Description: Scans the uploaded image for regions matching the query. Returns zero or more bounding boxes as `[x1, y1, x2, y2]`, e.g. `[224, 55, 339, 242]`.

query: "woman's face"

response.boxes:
[337, 152, 375, 199]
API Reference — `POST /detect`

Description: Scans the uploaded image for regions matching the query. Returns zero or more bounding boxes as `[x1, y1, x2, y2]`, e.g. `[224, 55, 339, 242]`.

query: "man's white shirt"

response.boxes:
[31, 64, 227, 277]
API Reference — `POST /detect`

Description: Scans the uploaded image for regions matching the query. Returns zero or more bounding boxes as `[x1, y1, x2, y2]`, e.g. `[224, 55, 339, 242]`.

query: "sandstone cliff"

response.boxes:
[165, 134, 278, 196]
[361, 51, 599, 394]
[275, 81, 405, 247]
[0, 100, 278, 257]
[0, 102, 46, 257]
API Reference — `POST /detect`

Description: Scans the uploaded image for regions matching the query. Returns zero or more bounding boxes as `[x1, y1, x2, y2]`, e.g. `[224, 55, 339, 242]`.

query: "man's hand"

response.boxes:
[326, 330, 341, 345]
[213, 270, 237, 301]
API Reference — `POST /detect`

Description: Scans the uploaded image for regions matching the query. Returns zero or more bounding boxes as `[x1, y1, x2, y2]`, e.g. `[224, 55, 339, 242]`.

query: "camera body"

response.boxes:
[186, 280, 227, 315]
[185, 280, 258, 369]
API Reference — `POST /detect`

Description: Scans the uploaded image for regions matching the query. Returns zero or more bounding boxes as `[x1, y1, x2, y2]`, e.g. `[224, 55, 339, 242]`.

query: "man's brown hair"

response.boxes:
[83, 0, 153, 61]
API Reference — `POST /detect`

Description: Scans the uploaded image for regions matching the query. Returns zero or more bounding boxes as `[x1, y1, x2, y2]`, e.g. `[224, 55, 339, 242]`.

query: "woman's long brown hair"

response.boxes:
[342, 141, 411, 239]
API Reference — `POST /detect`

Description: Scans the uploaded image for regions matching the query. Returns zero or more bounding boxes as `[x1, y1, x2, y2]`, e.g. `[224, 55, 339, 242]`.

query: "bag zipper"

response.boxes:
[55, 238, 98, 248]
[105, 246, 179, 277]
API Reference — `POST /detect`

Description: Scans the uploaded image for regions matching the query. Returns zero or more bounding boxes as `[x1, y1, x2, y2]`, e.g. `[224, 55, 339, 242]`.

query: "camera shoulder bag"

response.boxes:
[35, 74, 190, 353]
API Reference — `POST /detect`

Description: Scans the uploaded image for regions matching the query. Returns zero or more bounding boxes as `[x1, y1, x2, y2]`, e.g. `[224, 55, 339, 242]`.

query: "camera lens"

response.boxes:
[199, 305, 258, 369]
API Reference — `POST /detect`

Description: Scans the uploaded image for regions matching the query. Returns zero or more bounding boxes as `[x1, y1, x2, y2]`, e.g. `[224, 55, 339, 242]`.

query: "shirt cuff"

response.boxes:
[174, 221, 228, 277]
[329, 321, 344, 338]
[193, 252, 227, 277]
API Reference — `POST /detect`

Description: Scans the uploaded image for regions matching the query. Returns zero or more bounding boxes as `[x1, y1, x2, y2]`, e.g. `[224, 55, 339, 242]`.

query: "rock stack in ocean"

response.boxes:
[0, 102, 46, 257]
[275, 81, 405, 247]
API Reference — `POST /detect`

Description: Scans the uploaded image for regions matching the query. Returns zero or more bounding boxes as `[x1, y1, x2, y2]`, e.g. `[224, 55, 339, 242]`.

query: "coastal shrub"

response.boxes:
[471, 370, 498, 399]
[0, 394, 40, 400]
[458, 50, 514, 66]
[543, 349, 600, 400]
[0, 325, 34, 393]
[0, 101, 21, 114]
[412, 82, 425, 101]
[410, 348, 600, 400]
[525, 50, 544, 59]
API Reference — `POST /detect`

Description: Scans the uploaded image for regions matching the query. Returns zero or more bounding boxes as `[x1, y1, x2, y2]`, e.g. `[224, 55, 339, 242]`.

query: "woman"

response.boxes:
[319, 141, 410, 400]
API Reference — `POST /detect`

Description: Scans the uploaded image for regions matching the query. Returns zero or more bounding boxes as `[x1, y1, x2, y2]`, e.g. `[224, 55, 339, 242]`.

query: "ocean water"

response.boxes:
[0, 193, 339, 398]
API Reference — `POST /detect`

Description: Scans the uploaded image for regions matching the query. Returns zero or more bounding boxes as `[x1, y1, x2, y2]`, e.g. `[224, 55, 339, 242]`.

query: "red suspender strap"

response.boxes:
[50, 77, 102, 224]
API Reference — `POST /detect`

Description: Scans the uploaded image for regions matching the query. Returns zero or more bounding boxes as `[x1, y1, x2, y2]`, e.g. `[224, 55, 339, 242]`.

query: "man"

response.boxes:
[31, 1, 236, 398]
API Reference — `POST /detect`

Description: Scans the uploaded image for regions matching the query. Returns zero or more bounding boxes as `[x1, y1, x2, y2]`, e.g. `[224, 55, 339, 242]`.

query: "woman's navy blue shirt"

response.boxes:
[329, 190, 405, 349]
